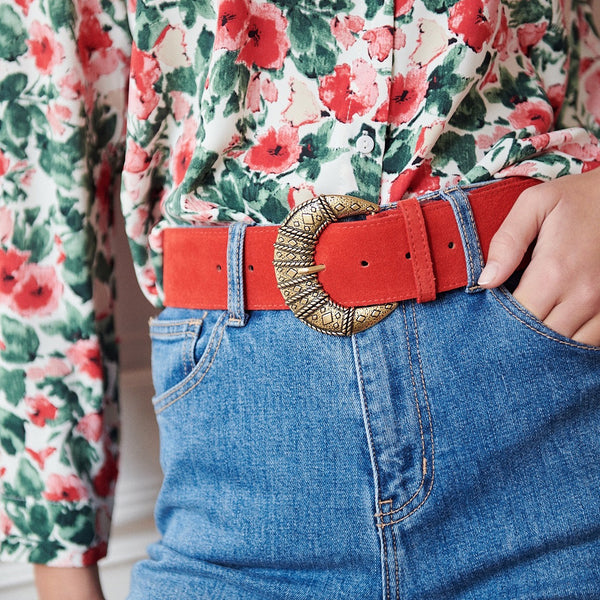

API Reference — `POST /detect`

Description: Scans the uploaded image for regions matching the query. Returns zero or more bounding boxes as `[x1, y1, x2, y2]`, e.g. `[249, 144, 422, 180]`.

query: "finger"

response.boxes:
[542, 299, 599, 341]
[572, 313, 600, 347]
[510, 256, 561, 323]
[478, 187, 556, 288]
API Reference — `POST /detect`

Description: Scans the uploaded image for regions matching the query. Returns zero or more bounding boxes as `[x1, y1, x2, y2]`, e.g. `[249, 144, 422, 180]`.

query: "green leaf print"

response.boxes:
[0, 409, 26, 455]
[351, 154, 382, 204]
[40, 302, 95, 341]
[29, 540, 64, 564]
[69, 436, 99, 479]
[5, 103, 31, 140]
[422, 0, 459, 13]
[166, 67, 198, 96]
[449, 85, 487, 131]
[58, 512, 95, 546]
[0, 367, 26, 406]
[180, 0, 215, 26]
[434, 130, 477, 173]
[426, 45, 471, 116]
[288, 7, 337, 78]
[0, 315, 40, 363]
[0, 5, 27, 61]
[0, 73, 28, 101]
[29, 505, 53, 539]
[48, 0, 76, 31]
[507, 0, 547, 24]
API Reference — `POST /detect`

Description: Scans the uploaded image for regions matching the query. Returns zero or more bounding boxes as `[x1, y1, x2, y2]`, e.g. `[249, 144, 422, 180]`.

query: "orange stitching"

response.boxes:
[352, 336, 383, 501]
[374, 304, 427, 518]
[377, 303, 435, 523]
[154, 313, 228, 412]
[391, 526, 400, 600]
[490, 289, 600, 352]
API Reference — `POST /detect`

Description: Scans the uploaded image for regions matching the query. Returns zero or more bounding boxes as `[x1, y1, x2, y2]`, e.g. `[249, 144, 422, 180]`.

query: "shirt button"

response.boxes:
[356, 131, 375, 154]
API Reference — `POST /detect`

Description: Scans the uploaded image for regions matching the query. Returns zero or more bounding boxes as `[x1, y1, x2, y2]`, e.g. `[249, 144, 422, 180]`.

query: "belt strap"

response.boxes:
[163, 178, 539, 310]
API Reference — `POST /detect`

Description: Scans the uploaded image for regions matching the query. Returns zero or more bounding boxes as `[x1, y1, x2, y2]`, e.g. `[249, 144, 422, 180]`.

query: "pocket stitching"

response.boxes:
[153, 312, 228, 413]
[490, 288, 600, 352]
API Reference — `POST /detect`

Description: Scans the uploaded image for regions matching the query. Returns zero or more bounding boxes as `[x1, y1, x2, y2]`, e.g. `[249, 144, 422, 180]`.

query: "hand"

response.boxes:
[34, 564, 105, 600]
[478, 169, 600, 346]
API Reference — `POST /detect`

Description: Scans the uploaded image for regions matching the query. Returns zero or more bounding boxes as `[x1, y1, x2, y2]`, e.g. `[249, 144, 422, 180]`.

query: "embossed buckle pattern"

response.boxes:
[273, 195, 398, 336]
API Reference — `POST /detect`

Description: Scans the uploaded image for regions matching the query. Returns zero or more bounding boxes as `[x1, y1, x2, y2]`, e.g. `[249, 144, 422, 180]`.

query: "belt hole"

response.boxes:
[448, 241, 455, 249]
[405, 252, 411, 259]
[216, 264, 222, 272]
[360, 260, 369, 267]
[248, 264, 254, 271]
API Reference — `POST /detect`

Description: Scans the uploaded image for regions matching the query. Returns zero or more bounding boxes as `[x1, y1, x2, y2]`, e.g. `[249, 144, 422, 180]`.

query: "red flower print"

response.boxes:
[390, 162, 440, 201]
[508, 100, 553, 134]
[0, 510, 13, 536]
[287, 184, 316, 210]
[237, 2, 290, 70]
[319, 59, 378, 124]
[585, 67, 600, 124]
[0, 150, 9, 177]
[76, 413, 103, 442]
[82, 542, 108, 566]
[395, 0, 415, 17]
[77, 5, 112, 77]
[170, 91, 192, 121]
[93, 444, 118, 496]
[216, 0, 289, 69]
[10, 263, 63, 317]
[448, 0, 493, 52]
[172, 118, 198, 186]
[46, 103, 72, 136]
[0, 207, 14, 245]
[215, 0, 250, 51]
[67, 339, 104, 380]
[27, 21, 64, 75]
[129, 43, 161, 120]
[26, 447, 57, 469]
[517, 22, 547, 55]
[16, 0, 34, 16]
[363, 26, 394, 62]
[331, 15, 365, 51]
[43, 474, 89, 502]
[383, 67, 428, 126]
[246, 73, 278, 112]
[25, 395, 58, 427]
[124, 139, 152, 174]
[244, 125, 301, 174]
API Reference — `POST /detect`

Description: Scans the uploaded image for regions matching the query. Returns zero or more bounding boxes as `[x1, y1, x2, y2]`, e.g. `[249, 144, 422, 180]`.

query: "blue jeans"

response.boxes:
[128, 185, 600, 599]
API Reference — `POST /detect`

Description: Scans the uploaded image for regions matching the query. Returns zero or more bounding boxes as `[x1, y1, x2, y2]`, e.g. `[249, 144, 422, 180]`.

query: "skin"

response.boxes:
[34, 564, 105, 600]
[479, 168, 600, 347]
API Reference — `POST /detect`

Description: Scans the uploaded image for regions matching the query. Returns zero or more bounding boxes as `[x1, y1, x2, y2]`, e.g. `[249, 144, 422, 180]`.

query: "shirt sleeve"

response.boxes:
[0, 0, 131, 566]
[557, 0, 600, 139]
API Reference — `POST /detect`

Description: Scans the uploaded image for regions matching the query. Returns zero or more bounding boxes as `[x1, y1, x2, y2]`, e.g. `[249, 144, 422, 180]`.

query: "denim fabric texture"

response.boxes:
[128, 186, 600, 599]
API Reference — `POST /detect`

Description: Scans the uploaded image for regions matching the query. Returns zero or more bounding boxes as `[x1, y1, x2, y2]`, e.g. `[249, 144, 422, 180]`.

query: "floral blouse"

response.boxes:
[1, 0, 600, 567]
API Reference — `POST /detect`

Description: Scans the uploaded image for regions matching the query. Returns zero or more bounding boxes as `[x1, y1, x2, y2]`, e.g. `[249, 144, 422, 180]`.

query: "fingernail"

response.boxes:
[478, 262, 498, 286]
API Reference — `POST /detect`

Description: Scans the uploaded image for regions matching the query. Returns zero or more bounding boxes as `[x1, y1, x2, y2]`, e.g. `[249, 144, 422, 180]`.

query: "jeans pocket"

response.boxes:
[489, 286, 600, 352]
[149, 308, 228, 413]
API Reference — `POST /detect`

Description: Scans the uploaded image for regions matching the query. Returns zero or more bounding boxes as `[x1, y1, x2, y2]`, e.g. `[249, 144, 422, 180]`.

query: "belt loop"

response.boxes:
[398, 197, 436, 303]
[440, 186, 485, 294]
[226, 222, 250, 327]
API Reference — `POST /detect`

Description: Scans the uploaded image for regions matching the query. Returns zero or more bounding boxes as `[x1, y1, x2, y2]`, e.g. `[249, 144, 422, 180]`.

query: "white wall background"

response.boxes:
[0, 209, 161, 600]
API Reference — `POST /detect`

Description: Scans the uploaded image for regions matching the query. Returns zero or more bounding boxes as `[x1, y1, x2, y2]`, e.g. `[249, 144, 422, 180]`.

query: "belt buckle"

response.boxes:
[273, 195, 397, 336]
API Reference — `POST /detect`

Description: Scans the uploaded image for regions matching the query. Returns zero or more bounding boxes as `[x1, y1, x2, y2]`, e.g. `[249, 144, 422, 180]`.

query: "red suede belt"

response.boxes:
[163, 178, 539, 310]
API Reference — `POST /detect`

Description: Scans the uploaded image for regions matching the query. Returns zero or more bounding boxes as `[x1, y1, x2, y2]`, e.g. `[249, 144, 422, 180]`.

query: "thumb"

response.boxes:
[477, 186, 554, 288]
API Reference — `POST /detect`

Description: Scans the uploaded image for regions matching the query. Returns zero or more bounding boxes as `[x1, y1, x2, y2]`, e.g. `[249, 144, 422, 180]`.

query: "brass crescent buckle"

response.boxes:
[273, 194, 398, 336]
